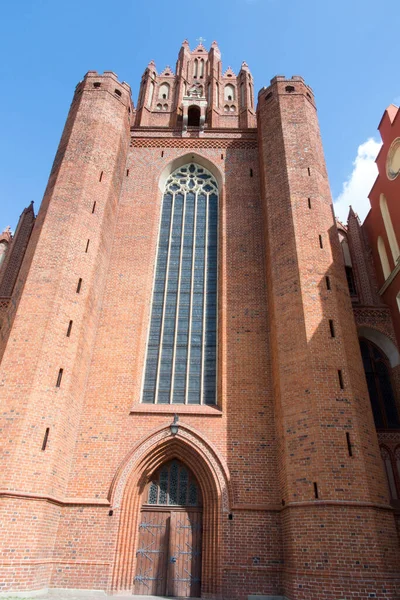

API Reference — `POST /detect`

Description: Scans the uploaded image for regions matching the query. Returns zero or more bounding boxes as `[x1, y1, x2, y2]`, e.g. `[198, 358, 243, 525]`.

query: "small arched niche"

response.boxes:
[187, 105, 201, 127]
[224, 84, 235, 102]
[158, 82, 170, 100]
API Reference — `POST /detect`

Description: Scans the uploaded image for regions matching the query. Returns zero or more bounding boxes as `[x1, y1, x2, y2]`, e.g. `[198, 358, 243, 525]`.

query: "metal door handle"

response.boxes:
[170, 556, 177, 563]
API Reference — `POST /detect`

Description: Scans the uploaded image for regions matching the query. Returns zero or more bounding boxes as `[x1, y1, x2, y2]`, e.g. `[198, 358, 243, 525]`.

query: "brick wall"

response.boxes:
[0, 58, 399, 600]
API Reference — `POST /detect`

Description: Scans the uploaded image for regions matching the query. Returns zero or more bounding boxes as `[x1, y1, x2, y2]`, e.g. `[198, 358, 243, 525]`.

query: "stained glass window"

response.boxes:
[142, 164, 218, 405]
[146, 460, 201, 506]
[360, 338, 400, 429]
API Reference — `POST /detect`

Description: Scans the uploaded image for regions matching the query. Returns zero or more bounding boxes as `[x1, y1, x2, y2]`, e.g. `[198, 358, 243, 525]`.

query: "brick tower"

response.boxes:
[0, 42, 399, 600]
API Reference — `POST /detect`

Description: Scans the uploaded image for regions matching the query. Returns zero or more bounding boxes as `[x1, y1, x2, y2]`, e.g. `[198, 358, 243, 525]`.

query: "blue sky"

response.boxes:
[0, 0, 399, 230]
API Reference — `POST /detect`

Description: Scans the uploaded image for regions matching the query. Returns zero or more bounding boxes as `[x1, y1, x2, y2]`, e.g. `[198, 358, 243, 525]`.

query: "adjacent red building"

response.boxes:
[0, 41, 399, 600]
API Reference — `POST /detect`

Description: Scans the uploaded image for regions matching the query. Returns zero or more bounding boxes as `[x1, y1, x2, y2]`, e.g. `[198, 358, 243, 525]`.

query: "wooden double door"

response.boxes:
[134, 507, 202, 597]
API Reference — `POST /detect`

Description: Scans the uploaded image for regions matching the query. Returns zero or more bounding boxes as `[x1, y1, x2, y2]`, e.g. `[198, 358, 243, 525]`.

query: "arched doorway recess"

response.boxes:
[134, 460, 202, 597]
[109, 424, 231, 596]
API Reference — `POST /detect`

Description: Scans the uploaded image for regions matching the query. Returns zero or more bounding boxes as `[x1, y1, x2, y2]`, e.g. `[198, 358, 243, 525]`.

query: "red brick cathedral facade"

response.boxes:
[1, 41, 400, 600]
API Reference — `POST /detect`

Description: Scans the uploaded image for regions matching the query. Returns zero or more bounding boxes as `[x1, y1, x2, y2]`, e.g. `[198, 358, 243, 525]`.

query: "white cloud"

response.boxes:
[333, 138, 381, 224]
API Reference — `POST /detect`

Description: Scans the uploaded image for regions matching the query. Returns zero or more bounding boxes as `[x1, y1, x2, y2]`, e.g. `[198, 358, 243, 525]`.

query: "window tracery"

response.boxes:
[146, 460, 201, 506]
[142, 164, 218, 405]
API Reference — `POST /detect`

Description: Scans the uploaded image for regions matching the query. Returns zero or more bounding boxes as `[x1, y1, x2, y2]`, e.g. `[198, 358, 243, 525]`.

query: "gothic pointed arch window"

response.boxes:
[380, 446, 398, 500]
[142, 163, 218, 405]
[360, 338, 400, 429]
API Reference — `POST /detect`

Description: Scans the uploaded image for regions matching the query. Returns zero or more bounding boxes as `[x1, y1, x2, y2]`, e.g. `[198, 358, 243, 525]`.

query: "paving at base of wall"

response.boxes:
[0, 589, 289, 600]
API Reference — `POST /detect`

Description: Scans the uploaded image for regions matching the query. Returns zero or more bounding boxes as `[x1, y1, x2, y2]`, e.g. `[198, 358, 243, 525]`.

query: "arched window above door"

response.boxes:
[360, 338, 400, 429]
[146, 460, 202, 506]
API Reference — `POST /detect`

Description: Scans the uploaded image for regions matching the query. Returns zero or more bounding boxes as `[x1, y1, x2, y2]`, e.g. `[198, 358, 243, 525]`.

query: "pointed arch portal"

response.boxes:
[110, 424, 231, 596]
[134, 459, 202, 596]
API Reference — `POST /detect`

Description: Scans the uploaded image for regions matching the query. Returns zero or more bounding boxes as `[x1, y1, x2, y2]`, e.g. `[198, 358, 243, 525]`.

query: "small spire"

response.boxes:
[348, 205, 361, 225]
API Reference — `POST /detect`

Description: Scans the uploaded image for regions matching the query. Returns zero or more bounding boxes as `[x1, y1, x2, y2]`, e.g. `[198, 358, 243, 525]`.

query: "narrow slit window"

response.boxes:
[319, 235, 323, 249]
[66, 320, 73, 337]
[221, 154, 224, 160]
[338, 369, 344, 389]
[325, 276, 331, 290]
[329, 319, 335, 338]
[346, 432, 353, 457]
[99, 171, 103, 182]
[307, 167, 311, 176]
[308, 197, 311, 209]
[85, 239, 90, 253]
[41, 428, 50, 451]
[313, 482, 319, 499]
[56, 368, 63, 388]
[250, 168, 253, 177]
[92, 201, 96, 214]
[76, 278, 82, 294]
[126, 169, 130, 177]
